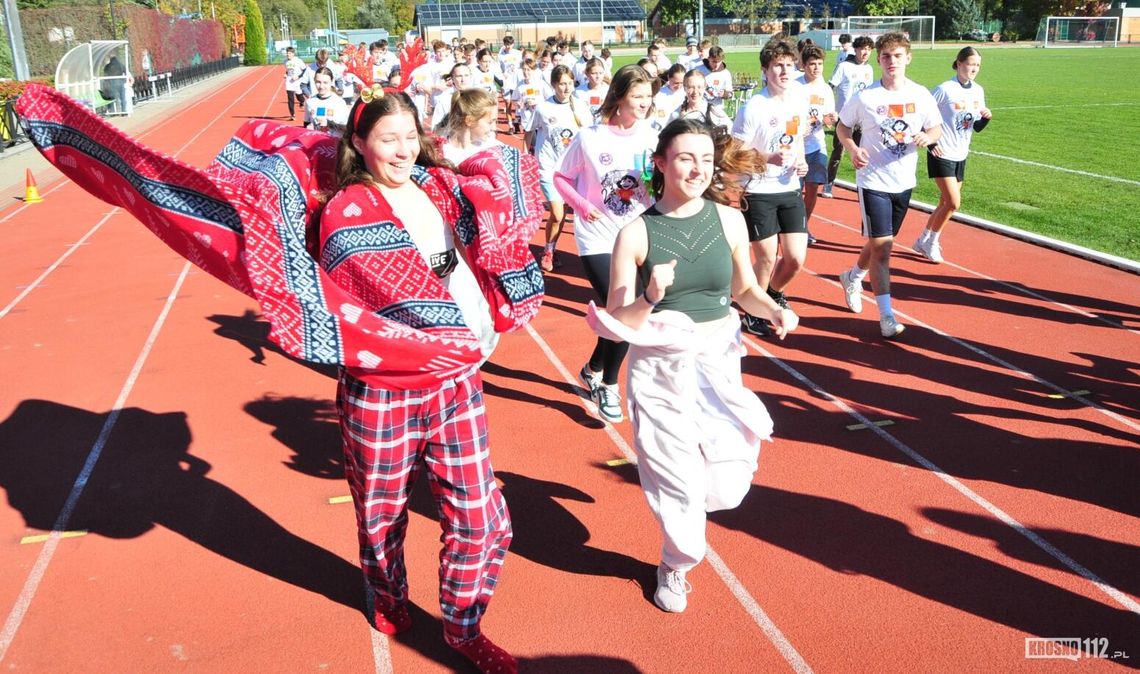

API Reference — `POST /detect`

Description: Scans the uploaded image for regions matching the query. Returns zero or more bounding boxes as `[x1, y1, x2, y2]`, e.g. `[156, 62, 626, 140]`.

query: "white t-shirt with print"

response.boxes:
[838, 79, 941, 193]
[651, 85, 685, 130]
[514, 75, 553, 131]
[829, 60, 874, 114]
[931, 78, 986, 162]
[472, 66, 498, 94]
[529, 96, 589, 178]
[558, 123, 659, 256]
[573, 83, 609, 123]
[499, 49, 522, 91]
[732, 86, 810, 194]
[697, 64, 734, 120]
[796, 74, 836, 154]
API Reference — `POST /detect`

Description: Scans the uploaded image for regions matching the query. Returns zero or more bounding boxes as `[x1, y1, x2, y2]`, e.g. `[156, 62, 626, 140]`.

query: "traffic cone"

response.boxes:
[23, 169, 43, 204]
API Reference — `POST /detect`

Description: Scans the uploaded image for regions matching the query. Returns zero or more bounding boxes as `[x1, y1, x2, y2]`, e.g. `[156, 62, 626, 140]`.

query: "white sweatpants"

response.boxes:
[627, 319, 769, 571]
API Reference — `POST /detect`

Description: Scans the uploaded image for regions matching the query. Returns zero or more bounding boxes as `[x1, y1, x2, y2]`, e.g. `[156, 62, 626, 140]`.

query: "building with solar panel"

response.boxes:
[414, 0, 647, 48]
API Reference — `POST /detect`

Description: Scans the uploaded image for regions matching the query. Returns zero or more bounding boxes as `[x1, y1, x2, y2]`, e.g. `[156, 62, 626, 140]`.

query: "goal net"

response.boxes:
[844, 16, 936, 49]
[1036, 16, 1119, 47]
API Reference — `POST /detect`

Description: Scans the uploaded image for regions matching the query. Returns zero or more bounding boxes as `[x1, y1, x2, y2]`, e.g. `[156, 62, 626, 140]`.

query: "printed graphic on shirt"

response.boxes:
[601, 172, 647, 217]
[952, 100, 979, 131]
[769, 116, 801, 153]
[878, 104, 917, 157]
[807, 95, 826, 134]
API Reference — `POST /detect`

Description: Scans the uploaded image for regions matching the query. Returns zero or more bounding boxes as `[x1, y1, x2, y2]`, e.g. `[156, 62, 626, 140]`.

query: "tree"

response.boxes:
[243, 0, 266, 64]
[852, 0, 919, 15]
[948, 0, 983, 35]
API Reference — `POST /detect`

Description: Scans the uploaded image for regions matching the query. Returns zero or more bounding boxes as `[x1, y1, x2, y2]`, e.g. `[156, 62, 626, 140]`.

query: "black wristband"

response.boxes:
[643, 291, 662, 307]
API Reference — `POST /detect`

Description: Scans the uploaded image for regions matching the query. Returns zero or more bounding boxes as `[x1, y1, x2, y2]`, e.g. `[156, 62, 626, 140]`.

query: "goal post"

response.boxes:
[843, 16, 936, 49]
[1037, 16, 1119, 47]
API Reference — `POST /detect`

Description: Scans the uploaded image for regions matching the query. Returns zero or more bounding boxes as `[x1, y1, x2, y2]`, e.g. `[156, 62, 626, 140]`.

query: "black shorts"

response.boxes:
[743, 191, 807, 241]
[927, 152, 966, 181]
[857, 187, 913, 239]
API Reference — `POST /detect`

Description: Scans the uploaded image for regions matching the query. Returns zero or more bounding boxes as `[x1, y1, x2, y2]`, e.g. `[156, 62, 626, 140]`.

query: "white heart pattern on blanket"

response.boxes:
[193, 231, 213, 247]
[271, 134, 288, 149]
[357, 350, 382, 369]
[340, 303, 364, 324]
[342, 202, 363, 218]
[254, 122, 267, 138]
[60, 155, 77, 168]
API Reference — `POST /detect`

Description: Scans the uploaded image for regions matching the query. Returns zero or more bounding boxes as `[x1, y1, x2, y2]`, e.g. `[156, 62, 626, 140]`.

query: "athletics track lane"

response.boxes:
[0, 65, 1136, 672]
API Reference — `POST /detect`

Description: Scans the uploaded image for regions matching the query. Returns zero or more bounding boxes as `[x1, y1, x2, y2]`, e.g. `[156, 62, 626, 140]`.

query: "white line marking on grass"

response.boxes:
[741, 333, 1140, 618]
[523, 323, 815, 673]
[991, 102, 1132, 111]
[972, 151, 1140, 187]
[0, 262, 191, 665]
[0, 70, 275, 323]
[812, 213, 1140, 337]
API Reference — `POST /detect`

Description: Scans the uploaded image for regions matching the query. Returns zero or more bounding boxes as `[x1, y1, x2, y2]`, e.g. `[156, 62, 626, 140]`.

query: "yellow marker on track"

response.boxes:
[20, 530, 88, 545]
[328, 495, 353, 505]
[846, 419, 895, 431]
[605, 458, 631, 467]
[1046, 390, 1090, 399]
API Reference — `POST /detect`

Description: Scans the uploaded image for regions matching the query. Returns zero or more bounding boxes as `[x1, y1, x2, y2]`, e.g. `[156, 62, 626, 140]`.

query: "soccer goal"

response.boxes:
[1037, 16, 1119, 47]
[844, 16, 936, 49]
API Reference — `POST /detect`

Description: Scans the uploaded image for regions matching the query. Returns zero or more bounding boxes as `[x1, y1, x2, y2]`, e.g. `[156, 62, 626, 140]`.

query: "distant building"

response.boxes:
[414, 0, 646, 47]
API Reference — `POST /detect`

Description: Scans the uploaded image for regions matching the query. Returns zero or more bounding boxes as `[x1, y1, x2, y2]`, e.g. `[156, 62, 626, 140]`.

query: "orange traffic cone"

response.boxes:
[23, 169, 43, 204]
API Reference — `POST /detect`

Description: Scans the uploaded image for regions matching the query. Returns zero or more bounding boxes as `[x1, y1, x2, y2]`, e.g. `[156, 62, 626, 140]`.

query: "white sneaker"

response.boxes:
[914, 235, 943, 263]
[594, 384, 624, 423]
[839, 269, 863, 314]
[653, 564, 692, 613]
[880, 315, 906, 338]
[820, 184, 834, 198]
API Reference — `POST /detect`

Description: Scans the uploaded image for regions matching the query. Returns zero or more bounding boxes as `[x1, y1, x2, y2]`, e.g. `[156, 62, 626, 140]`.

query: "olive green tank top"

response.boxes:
[637, 199, 732, 323]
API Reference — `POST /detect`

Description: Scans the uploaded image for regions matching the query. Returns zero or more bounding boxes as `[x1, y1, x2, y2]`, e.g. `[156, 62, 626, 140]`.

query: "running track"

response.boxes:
[1, 67, 1136, 673]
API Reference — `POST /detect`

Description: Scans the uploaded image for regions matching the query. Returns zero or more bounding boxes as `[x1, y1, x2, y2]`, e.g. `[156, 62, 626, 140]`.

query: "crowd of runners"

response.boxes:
[14, 29, 993, 674]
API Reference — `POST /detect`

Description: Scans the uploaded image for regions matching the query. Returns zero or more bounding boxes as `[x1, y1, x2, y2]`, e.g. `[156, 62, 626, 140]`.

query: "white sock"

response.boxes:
[543, 242, 555, 252]
[928, 230, 942, 243]
[917, 228, 931, 243]
[850, 265, 869, 282]
[875, 293, 893, 317]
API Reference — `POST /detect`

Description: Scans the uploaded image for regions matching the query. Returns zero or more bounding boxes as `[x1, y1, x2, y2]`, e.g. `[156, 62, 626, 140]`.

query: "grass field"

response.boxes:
[615, 47, 1140, 262]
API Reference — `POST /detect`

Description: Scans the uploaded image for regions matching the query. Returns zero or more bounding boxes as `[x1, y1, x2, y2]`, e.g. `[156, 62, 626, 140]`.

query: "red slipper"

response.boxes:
[373, 604, 412, 635]
[447, 634, 518, 674]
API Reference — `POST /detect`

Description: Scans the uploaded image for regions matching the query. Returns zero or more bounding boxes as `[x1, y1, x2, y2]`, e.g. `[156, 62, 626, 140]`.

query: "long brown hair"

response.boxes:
[337, 91, 451, 190]
[597, 64, 655, 124]
[649, 118, 762, 206]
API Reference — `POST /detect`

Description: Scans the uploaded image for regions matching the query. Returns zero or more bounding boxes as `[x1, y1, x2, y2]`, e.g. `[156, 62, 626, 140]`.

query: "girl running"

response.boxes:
[530, 64, 592, 272]
[669, 69, 712, 124]
[590, 119, 797, 613]
[515, 57, 552, 152]
[440, 88, 501, 165]
[303, 67, 349, 131]
[573, 57, 610, 123]
[914, 47, 992, 263]
[555, 64, 659, 423]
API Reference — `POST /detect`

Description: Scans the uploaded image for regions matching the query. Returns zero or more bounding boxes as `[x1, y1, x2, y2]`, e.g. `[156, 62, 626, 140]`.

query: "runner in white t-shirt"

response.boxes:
[573, 41, 597, 85]
[651, 64, 687, 130]
[529, 65, 593, 272]
[914, 47, 992, 264]
[669, 69, 712, 124]
[831, 34, 854, 79]
[440, 88, 502, 165]
[304, 67, 350, 132]
[677, 37, 703, 72]
[825, 35, 874, 197]
[797, 45, 837, 246]
[554, 64, 658, 425]
[573, 58, 609, 123]
[836, 32, 942, 339]
[430, 62, 473, 133]
[696, 47, 734, 128]
[515, 58, 552, 151]
[731, 37, 810, 337]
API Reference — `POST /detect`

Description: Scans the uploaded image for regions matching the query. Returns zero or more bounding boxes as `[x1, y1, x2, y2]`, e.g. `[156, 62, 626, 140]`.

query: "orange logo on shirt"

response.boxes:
[888, 104, 904, 118]
[785, 117, 800, 136]
[590, 96, 601, 105]
[810, 95, 825, 105]
[905, 103, 916, 114]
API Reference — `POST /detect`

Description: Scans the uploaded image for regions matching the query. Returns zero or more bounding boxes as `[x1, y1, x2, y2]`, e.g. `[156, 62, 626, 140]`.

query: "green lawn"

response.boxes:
[616, 47, 1140, 261]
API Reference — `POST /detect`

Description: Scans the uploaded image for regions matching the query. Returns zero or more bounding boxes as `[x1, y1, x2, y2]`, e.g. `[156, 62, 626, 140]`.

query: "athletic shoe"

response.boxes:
[820, 184, 834, 199]
[373, 603, 412, 635]
[653, 564, 692, 613]
[740, 312, 771, 337]
[926, 239, 944, 263]
[578, 364, 601, 395]
[880, 315, 906, 338]
[838, 269, 864, 314]
[807, 230, 818, 246]
[766, 288, 790, 310]
[447, 634, 518, 674]
[594, 384, 624, 423]
[539, 250, 554, 272]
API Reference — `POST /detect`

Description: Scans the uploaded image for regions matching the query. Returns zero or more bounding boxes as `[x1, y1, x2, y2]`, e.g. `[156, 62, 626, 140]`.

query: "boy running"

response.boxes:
[835, 32, 941, 338]
[825, 35, 873, 198]
[797, 45, 837, 245]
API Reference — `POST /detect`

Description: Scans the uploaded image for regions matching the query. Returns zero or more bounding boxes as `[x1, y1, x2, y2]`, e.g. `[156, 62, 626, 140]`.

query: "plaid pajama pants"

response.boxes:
[336, 367, 512, 642]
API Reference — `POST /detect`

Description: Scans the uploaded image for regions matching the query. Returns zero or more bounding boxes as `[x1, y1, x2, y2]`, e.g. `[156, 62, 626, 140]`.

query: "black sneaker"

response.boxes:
[741, 313, 771, 337]
[766, 288, 790, 310]
[807, 230, 818, 246]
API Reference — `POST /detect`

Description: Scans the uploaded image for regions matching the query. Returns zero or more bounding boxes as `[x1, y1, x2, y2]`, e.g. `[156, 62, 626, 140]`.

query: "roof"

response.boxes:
[415, 0, 646, 25]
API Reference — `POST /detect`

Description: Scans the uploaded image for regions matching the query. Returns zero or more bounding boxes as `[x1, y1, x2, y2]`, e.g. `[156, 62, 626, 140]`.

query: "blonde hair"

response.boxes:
[445, 88, 498, 139]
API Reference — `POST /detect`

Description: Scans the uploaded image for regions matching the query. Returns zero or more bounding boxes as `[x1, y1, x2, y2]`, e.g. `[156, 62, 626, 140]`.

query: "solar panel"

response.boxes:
[415, 0, 645, 25]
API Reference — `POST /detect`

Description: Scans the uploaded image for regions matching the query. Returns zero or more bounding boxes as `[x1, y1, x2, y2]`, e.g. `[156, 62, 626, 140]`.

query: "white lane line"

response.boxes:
[741, 333, 1140, 618]
[0, 69, 277, 322]
[811, 213, 1139, 336]
[0, 262, 191, 664]
[524, 323, 815, 673]
[971, 151, 1140, 187]
[370, 630, 394, 674]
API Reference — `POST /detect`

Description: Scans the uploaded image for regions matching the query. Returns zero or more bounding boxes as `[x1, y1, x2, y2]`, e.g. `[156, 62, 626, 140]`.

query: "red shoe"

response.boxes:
[373, 604, 412, 635]
[539, 250, 554, 272]
[448, 634, 517, 674]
